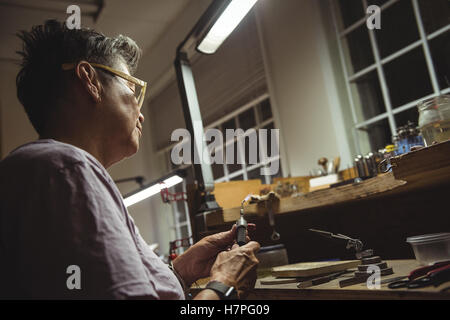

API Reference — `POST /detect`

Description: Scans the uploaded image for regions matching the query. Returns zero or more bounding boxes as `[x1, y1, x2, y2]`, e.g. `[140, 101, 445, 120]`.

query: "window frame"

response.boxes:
[330, 0, 450, 155]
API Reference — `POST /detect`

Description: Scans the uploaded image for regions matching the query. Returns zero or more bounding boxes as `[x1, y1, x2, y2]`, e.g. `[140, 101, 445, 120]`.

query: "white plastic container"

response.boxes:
[406, 233, 450, 265]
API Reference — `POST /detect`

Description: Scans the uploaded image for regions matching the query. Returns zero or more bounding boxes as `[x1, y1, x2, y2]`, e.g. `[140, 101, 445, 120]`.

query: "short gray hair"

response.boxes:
[16, 19, 142, 135]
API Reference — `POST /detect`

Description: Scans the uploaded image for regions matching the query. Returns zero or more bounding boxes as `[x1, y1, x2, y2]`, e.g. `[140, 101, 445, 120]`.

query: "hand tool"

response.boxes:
[380, 276, 408, 285]
[266, 192, 280, 241]
[388, 260, 450, 289]
[318, 157, 328, 175]
[309, 228, 375, 259]
[236, 195, 251, 246]
[297, 270, 352, 289]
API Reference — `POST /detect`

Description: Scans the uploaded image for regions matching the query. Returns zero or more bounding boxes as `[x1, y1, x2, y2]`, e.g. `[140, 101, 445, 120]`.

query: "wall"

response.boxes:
[0, 1, 212, 257]
[0, 58, 164, 247]
[0, 61, 38, 158]
[0, 0, 356, 253]
[255, 0, 353, 176]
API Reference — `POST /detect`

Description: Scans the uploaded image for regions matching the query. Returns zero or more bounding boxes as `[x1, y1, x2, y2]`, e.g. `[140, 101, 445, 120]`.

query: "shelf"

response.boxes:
[202, 140, 450, 228]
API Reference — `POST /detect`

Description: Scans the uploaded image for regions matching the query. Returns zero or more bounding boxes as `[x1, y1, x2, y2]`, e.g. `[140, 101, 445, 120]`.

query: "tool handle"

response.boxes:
[236, 216, 248, 246]
[236, 225, 247, 246]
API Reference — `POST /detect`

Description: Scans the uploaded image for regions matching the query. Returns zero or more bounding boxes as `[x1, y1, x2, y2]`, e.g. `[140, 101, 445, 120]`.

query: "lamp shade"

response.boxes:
[123, 174, 184, 208]
[197, 0, 259, 54]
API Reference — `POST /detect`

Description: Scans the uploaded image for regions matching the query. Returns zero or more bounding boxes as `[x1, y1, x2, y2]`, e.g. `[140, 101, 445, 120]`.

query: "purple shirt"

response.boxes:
[0, 139, 184, 299]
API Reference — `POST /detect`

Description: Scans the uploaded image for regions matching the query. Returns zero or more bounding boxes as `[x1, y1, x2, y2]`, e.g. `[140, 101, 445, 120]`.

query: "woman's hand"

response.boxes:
[208, 241, 260, 299]
[172, 224, 256, 287]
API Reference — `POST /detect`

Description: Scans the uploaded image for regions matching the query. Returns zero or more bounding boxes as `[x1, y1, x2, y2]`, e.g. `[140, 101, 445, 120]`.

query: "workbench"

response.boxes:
[252, 260, 450, 300]
[191, 260, 450, 300]
[191, 141, 450, 263]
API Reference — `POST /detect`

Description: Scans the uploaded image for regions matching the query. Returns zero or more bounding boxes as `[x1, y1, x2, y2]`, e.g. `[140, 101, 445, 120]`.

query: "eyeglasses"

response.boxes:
[62, 62, 147, 108]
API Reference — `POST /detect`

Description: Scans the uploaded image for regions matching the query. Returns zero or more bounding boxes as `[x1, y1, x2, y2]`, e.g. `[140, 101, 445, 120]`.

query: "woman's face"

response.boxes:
[99, 60, 145, 163]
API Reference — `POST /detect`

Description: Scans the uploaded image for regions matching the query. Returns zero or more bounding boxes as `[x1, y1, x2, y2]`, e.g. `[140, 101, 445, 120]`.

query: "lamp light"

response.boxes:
[197, 0, 259, 54]
[174, 0, 260, 240]
[121, 171, 185, 208]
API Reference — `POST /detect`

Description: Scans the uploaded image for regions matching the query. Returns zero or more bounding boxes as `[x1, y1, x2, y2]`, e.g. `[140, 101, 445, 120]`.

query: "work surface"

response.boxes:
[249, 260, 450, 300]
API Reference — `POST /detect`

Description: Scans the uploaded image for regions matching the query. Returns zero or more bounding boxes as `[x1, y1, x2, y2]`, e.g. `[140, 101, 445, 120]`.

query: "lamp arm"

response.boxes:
[174, 54, 215, 194]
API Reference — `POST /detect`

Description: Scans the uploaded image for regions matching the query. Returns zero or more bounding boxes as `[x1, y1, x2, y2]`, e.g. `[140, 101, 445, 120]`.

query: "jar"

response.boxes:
[417, 94, 450, 146]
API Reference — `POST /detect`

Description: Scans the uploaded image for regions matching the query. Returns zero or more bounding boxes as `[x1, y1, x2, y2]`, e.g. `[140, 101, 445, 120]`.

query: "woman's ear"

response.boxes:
[75, 61, 102, 103]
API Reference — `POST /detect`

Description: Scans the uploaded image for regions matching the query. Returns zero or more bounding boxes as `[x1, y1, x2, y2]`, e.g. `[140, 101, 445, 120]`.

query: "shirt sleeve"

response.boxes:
[32, 161, 158, 299]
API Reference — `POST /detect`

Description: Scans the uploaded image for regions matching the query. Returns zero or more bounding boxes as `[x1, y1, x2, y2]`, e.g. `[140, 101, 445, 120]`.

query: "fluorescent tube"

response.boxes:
[197, 0, 259, 54]
[123, 174, 184, 208]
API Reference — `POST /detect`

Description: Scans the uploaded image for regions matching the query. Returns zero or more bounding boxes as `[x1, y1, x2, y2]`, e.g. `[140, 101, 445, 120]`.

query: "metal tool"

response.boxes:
[380, 276, 408, 285]
[297, 270, 352, 289]
[236, 196, 250, 246]
[318, 157, 328, 175]
[388, 261, 450, 289]
[309, 228, 374, 259]
[266, 193, 280, 241]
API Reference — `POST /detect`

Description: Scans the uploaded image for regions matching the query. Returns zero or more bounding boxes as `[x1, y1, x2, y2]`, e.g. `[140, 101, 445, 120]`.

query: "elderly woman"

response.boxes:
[0, 20, 259, 300]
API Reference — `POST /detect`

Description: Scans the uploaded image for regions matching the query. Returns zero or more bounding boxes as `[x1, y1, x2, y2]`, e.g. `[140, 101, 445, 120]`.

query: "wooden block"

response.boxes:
[390, 140, 450, 187]
[361, 256, 382, 265]
[260, 277, 302, 285]
[215, 172, 406, 225]
[340, 267, 394, 287]
[271, 260, 360, 278]
[358, 262, 388, 271]
[272, 176, 311, 193]
[354, 267, 393, 278]
[212, 179, 262, 209]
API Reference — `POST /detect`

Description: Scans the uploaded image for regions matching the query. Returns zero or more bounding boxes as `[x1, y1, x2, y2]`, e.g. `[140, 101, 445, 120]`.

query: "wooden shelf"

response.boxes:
[191, 260, 450, 300]
[203, 140, 450, 228]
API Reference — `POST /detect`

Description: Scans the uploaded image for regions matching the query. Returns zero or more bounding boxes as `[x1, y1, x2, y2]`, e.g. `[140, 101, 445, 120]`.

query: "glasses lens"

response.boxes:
[134, 84, 142, 100]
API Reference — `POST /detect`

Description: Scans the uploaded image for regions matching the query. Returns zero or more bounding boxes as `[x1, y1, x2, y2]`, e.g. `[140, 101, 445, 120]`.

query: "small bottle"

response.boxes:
[418, 95, 450, 146]
[382, 145, 396, 172]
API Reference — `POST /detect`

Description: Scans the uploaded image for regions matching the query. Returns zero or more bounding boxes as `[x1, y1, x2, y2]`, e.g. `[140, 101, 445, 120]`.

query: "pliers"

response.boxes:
[388, 260, 450, 289]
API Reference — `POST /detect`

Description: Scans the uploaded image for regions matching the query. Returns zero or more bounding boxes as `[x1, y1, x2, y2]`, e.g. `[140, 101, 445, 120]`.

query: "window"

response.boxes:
[332, 0, 450, 155]
[168, 181, 192, 255]
[203, 94, 281, 184]
[166, 93, 281, 185]
[161, 94, 281, 243]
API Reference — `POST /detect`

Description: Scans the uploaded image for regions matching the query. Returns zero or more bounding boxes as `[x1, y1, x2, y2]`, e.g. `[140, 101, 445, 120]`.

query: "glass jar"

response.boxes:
[417, 94, 450, 146]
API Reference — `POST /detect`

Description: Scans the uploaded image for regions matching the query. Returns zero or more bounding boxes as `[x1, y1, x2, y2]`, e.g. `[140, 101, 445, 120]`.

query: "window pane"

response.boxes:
[383, 47, 434, 108]
[429, 30, 450, 90]
[259, 98, 273, 121]
[343, 26, 375, 74]
[247, 168, 265, 184]
[357, 118, 392, 153]
[231, 174, 243, 181]
[269, 160, 283, 183]
[212, 163, 224, 180]
[238, 108, 256, 131]
[244, 133, 260, 165]
[418, 0, 450, 35]
[374, 0, 420, 58]
[225, 142, 242, 173]
[221, 118, 236, 137]
[262, 122, 279, 160]
[394, 107, 419, 129]
[338, 0, 365, 29]
[352, 71, 386, 122]
[367, 0, 389, 6]
[180, 225, 189, 240]
[175, 200, 187, 223]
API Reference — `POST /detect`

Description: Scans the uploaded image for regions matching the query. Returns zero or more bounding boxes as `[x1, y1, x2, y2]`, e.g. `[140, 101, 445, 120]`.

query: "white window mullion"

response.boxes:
[330, 0, 362, 155]
[411, 0, 441, 94]
[170, 197, 181, 241]
[428, 24, 450, 41]
[181, 180, 193, 241]
[234, 116, 249, 180]
[339, 0, 400, 38]
[363, 0, 397, 136]
[355, 113, 389, 129]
